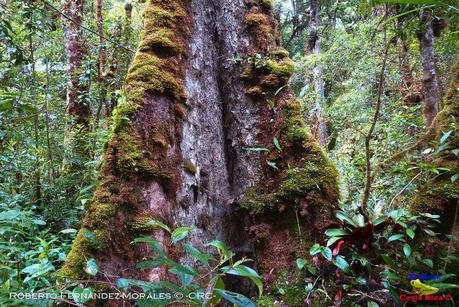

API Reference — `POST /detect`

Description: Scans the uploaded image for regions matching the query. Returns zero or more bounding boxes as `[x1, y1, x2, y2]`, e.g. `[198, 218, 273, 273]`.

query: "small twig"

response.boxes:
[388, 172, 422, 209]
[306, 276, 320, 301]
[295, 206, 302, 243]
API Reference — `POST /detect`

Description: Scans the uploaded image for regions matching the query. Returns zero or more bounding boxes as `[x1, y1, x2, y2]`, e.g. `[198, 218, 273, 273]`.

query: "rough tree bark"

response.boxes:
[397, 36, 422, 107]
[411, 59, 459, 236]
[307, 0, 329, 147]
[95, 0, 107, 120]
[62, 0, 90, 170]
[419, 10, 441, 127]
[60, 0, 339, 295]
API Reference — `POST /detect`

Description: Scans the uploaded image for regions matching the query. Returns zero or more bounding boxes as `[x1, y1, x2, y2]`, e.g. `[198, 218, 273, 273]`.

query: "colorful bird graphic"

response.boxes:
[410, 279, 439, 296]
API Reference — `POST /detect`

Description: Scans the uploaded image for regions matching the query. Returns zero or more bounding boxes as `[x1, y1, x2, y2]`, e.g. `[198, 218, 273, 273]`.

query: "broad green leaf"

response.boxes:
[387, 234, 404, 242]
[309, 243, 322, 255]
[423, 228, 436, 236]
[224, 265, 263, 297]
[145, 220, 171, 233]
[336, 211, 357, 227]
[266, 160, 278, 170]
[116, 278, 130, 289]
[381, 254, 397, 270]
[214, 289, 257, 307]
[423, 259, 433, 268]
[308, 266, 317, 275]
[333, 256, 350, 272]
[325, 228, 348, 237]
[183, 243, 212, 266]
[169, 265, 194, 287]
[32, 219, 46, 225]
[427, 283, 459, 290]
[208, 240, 233, 260]
[0, 210, 20, 220]
[326, 236, 341, 247]
[132, 237, 165, 256]
[321, 247, 333, 261]
[440, 130, 453, 144]
[273, 138, 281, 151]
[406, 228, 415, 239]
[373, 215, 388, 226]
[136, 261, 162, 269]
[160, 257, 198, 276]
[171, 227, 192, 244]
[403, 244, 411, 257]
[84, 258, 99, 276]
[60, 228, 77, 234]
[297, 258, 308, 270]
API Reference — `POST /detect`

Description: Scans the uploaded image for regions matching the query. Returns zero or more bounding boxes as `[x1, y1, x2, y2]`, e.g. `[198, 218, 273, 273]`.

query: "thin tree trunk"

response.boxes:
[62, 0, 90, 172]
[44, 58, 55, 183]
[61, 0, 339, 292]
[419, 10, 441, 127]
[308, 0, 329, 147]
[29, 31, 41, 206]
[95, 0, 106, 120]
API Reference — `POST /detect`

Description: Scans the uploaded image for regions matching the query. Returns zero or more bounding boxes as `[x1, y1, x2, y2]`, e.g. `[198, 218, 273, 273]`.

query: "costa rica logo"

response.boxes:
[398, 273, 454, 302]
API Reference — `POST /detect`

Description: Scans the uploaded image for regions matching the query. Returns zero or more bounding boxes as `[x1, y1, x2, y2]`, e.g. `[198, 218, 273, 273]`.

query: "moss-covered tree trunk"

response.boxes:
[60, 0, 339, 290]
[62, 0, 91, 172]
[412, 59, 459, 235]
[419, 10, 441, 127]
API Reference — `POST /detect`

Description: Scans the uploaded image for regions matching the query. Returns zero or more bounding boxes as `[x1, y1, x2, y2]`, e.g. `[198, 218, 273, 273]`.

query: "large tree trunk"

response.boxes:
[411, 59, 459, 237]
[307, 0, 329, 147]
[60, 0, 339, 292]
[62, 0, 90, 170]
[419, 10, 441, 127]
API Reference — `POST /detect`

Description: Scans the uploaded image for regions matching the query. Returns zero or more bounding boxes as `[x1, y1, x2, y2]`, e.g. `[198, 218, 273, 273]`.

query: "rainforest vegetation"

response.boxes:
[0, 0, 458, 306]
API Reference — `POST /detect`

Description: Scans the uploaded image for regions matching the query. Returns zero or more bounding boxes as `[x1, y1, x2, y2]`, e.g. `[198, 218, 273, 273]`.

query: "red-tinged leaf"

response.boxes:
[312, 255, 320, 266]
[335, 289, 343, 305]
[333, 240, 345, 256]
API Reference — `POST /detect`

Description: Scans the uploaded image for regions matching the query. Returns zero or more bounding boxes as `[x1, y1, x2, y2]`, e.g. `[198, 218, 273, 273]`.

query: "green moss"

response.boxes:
[265, 58, 294, 77]
[183, 158, 197, 174]
[241, 57, 294, 94]
[58, 228, 94, 279]
[240, 100, 339, 215]
[256, 295, 278, 306]
[270, 48, 290, 58]
[139, 29, 180, 54]
[125, 52, 181, 99]
[281, 100, 310, 144]
[257, 0, 273, 10]
[245, 86, 264, 96]
[131, 215, 162, 233]
[245, 13, 268, 26]
[412, 179, 459, 213]
[86, 203, 117, 228]
[143, 6, 176, 29]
